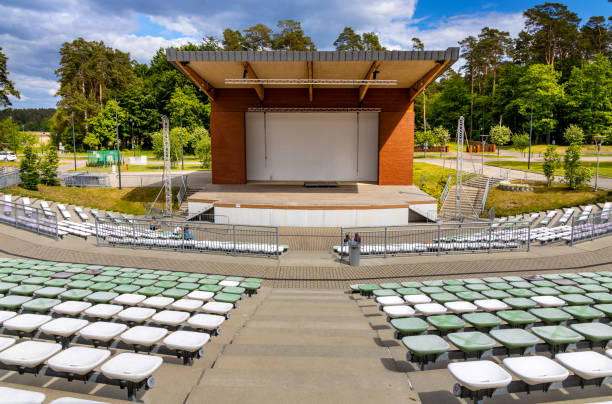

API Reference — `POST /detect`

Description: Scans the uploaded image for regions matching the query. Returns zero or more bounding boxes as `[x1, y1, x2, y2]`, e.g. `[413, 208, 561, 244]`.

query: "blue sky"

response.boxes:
[0, 0, 609, 109]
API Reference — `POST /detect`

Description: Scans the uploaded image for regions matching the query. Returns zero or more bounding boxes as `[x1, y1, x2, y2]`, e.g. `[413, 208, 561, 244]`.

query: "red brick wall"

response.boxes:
[210, 88, 414, 185]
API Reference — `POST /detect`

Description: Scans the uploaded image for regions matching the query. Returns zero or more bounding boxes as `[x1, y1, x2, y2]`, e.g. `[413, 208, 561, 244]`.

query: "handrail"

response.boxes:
[440, 175, 452, 203]
[481, 177, 491, 212]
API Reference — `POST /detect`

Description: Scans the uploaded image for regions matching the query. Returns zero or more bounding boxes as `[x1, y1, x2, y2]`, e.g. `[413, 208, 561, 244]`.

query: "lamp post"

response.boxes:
[594, 135, 604, 191]
[114, 95, 122, 190]
[130, 118, 135, 157]
[480, 133, 487, 174]
[71, 111, 77, 172]
[10, 116, 15, 155]
[527, 100, 533, 170]
[179, 106, 184, 171]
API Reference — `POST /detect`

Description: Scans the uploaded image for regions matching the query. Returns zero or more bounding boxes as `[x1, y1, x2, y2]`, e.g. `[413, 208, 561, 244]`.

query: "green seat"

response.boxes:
[443, 279, 465, 286]
[395, 288, 420, 296]
[561, 305, 603, 321]
[223, 287, 245, 295]
[159, 275, 179, 282]
[85, 265, 104, 270]
[597, 272, 612, 277]
[489, 328, 540, 349]
[578, 272, 598, 278]
[199, 284, 222, 293]
[90, 275, 113, 283]
[34, 287, 66, 298]
[461, 312, 502, 330]
[244, 278, 263, 283]
[420, 287, 444, 295]
[44, 279, 70, 287]
[1, 275, 26, 283]
[90, 282, 117, 292]
[401, 281, 423, 288]
[65, 267, 85, 274]
[10, 284, 42, 296]
[198, 279, 218, 285]
[132, 279, 156, 287]
[502, 276, 524, 282]
[430, 293, 458, 304]
[462, 278, 485, 285]
[560, 273, 581, 279]
[586, 293, 612, 304]
[358, 284, 379, 295]
[507, 289, 536, 298]
[0, 295, 31, 309]
[542, 274, 563, 280]
[190, 274, 208, 279]
[162, 288, 189, 299]
[594, 277, 612, 284]
[70, 274, 94, 281]
[455, 291, 485, 302]
[214, 293, 241, 304]
[87, 292, 119, 303]
[0, 268, 15, 275]
[113, 284, 140, 294]
[60, 289, 91, 300]
[443, 285, 468, 293]
[117, 273, 138, 279]
[101, 271, 122, 277]
[176, 282, 199, 291]
[0, 282, 18, 293]
[558, 294, 594, 306]
[555, 286, 584, 294]
[155, 281, 178, 289]
[529, 308, 571, 323]
[422, 280, 444, 287]
[530, 325, 583, 346]
[488, 283, 512, 291]
[373, 289, 398, 297]
[207, 275, 226, 281]
[401, 335, 449, 356]
[427, 315, 465, 332]
[67, 280, 93, 289]
[575, 277, 599, 285]
[390, 317, 429, 336]
[601, 283, 612, 289]
[13, 269, 36, 276]
[503, 298, 537, 310]
[154, 270, 173, 276]
[532, 287, 561, 296]
[579, 284, 608, 293]
[509, 282, 534, 289]
[173, 272, 191, 277]
[482, 290, 510, 299]
[466, 284, 490, 292]
[570, 322, 612, 342]
[447, 331, 496, 352]
[22, 298, 60, 313]
[32, 271, 53, 277]
[22, 277, 49, 286]
[380, 282, 401, 289]
[136, 269, 155, 274]
[138, 274, 159, 280]
[240, 282, 260, 291]
[138, 287, 164, 297]
[113, 278, 134, 285]
[531, 280, 556, 287]
[179, 277, 199, 284]
[483, 277, 504, 283]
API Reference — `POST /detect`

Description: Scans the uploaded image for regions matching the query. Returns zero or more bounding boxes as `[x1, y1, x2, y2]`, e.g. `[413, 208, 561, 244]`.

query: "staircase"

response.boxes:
[466, 176, 503, 189]
[439, 185, 483, 219]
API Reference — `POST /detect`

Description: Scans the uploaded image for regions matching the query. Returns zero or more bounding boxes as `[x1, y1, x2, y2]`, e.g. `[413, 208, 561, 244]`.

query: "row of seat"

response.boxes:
[0, 386, 108, 404]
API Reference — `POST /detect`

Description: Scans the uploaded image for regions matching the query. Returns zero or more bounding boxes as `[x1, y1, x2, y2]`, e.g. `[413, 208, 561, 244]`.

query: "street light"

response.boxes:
[114, 95, 122, 190]
[71, 111, 77, 172]
[10, 116, 15, 155]
[130, 118, 135, 157]
[179, 106, 184, 171]
[527, 100, 533, 170]
[480, 133, 488, 174]
[594, 135, 605, 191]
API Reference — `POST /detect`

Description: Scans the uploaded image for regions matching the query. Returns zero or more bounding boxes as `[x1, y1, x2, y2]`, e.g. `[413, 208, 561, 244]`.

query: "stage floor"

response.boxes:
[188, 182, 435, 209]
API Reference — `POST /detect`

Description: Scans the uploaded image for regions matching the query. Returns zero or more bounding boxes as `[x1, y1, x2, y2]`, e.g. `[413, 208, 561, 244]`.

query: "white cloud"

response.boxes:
[105, 34, 196, 63]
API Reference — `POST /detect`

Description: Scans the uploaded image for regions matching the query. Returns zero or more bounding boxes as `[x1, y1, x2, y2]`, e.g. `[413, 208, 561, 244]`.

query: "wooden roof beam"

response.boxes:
[358, 61, 381, 102]
[307, 61, 313, 102]
[174, 62, 215, 101]
[408, 60, 451, 104]
[241, 62, 264, 102]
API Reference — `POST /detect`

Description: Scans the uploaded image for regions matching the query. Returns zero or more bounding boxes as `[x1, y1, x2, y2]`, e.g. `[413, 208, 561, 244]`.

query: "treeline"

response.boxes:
[0, 108, 55, 131]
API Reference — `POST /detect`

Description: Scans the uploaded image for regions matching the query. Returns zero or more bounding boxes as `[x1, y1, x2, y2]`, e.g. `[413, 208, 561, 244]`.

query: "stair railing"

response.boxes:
[481, 177, 491, 212]
[439, 176, 452, 203]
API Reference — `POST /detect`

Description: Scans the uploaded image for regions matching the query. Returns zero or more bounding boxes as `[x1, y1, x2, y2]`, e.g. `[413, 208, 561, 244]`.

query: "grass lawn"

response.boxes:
[485, 181, 611, 217]
[486, 160, 612, 177]
[501, 144, 612, 155]
[4, 185, 178, 215]
[414, 162, 457, 200]
[73, 163, 207, 173]
[0, 161, 19, 167]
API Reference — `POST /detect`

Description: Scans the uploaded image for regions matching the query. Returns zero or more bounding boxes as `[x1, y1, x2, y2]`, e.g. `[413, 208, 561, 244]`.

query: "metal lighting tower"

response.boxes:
[130, 118, 135, 157]
[455, 116, 465, 219]
[594, 135, 605, 191]
[179, 106, 184, 170]
[71, 111, 77, 171]
[161, 116, 173, 215]
[114, 96, 122, 190]
[528, 100, 533, 170]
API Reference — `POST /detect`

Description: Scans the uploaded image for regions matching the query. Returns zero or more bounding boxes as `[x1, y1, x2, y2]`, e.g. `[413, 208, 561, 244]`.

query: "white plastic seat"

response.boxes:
[163, 330, 210, 352]
[0, 386, 45, 404]
[531, 296, 566, 308]
[47, 346, 111, 375]
[113, 294, 146, 306]
[202, 302, 233, 316]
[117, 307, 156, 323]
[556, 351, 612, 379]
[0, 340, 61, 367]
[0, 336, 15, 351]
[474, 299, 509, 312]
[0, 310, 17, 323]
[40, 318, 89, 338]
[49, 398, 110, 404]
[52, 301, 92, 316]
[120, 325, 168, 347]
[152, 310, 190, 327]
[444, 301, 478, 314]
[3, 314, 52, 333]
[414, 303, 447, 316]
[187, 291, 214, 301]
[503, 356, 569, 385]
[79, 321, 128, 342]
[376, 296, 405, 306]
[142, 296, 174, 309]
[101, 352, 163, 382]
[218, 280, 239, 287]
[403, 294, 432, 305]
[84, 304, 123, 319]
[448, 360, 512, 391]
[171, 299, 203, 312]
[187, 313, 225, 330]
[383, 305, 415, 318]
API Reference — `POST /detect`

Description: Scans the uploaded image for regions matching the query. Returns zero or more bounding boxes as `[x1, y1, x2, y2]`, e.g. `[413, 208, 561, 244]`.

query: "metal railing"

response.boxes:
[95, 217, 281, 258]
[0, 200, 59, 239]
[0, 167, 21, 188]
[177, 174, 188, 207]
[481, 177, 491, 211]
[338, 221, 530, 258]
[61, 172, 109, 187]
[568, 210, 612, 246]
[439, 175, 452, 203]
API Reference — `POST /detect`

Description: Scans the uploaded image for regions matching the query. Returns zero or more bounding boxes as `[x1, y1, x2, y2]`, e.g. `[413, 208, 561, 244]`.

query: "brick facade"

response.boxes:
[209, 88, 414, 185]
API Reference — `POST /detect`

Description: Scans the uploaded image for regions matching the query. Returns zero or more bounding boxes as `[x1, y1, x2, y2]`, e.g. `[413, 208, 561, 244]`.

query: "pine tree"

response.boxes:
[39, 146, 59, 186]
[19, 145, 39, 190]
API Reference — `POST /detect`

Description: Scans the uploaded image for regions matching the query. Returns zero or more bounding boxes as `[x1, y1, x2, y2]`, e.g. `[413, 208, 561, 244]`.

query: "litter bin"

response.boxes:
[349, 242, 360, 266]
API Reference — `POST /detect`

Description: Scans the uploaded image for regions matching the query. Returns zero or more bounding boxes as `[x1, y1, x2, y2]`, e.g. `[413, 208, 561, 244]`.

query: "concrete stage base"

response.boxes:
[187, 182, 437, 227]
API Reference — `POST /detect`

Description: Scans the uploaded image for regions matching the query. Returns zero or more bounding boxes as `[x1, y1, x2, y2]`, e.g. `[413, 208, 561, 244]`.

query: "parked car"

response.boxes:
[0, 151, 17, 161]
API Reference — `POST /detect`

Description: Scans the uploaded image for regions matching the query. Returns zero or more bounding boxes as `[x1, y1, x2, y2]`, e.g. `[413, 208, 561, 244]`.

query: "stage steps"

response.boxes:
[438, 185, 483, 220]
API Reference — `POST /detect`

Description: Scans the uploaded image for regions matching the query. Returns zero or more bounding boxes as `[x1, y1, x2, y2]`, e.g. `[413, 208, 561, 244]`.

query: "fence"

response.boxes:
[87, 150, 120, 166]
[338, 221, 530, 259]
[61, 172, 109, 187]
[0, 167, 20, 188]
[0, 200, 59, 239]
[568, 210, 612, 246]
[177, 174, 188, 207]
[95, 217, 281, 258]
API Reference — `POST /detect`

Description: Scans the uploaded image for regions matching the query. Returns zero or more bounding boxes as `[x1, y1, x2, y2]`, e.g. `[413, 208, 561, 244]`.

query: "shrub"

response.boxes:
[489, 125, 512, 155]
[511, 133, 530, 156]
[563, 124, 584, 145]
[39, 146, 60, 186]
[542, 145, 561, 187]
[563, 144, 591, 189]
[19, 145, 39, 190]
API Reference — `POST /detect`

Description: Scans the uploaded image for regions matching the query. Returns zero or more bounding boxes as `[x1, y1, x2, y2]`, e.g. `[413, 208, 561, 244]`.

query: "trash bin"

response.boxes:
[349, 242, 360, 266]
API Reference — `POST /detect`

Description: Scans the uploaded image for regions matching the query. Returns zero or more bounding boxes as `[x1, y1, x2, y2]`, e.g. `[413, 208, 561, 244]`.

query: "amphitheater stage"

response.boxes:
[187, 182, 437, 227]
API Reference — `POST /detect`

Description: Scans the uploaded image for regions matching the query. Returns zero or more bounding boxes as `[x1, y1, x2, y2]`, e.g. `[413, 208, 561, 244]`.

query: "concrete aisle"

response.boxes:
[187, 288, 418, 404]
